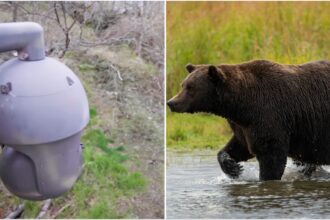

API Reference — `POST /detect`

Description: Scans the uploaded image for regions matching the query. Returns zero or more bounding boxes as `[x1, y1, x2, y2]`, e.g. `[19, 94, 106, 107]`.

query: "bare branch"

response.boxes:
[68, 19, 77, 31]
[109, 63, 123, 81]
[51, 200, 73, 219]
[54, 2, 65, 32]
[5, 203, 25, 219]
[36, 199, 52, 219]
[16, 4, 58, 22]
[60, 2, 68, 29]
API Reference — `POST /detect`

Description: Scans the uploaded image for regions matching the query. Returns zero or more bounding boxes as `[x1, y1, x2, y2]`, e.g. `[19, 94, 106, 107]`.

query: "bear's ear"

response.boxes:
[208, 65, 225, 84]
[186, 63, 196, 73]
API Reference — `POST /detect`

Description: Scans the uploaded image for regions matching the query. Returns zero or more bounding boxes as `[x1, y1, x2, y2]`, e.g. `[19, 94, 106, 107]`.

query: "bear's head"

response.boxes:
[167, 64, 230, 114]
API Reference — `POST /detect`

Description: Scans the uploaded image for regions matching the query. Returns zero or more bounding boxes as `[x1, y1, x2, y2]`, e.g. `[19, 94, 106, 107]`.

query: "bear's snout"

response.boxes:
[167, 99, 177, 112]
[167, 98, 189, 113]
[167, 96, 186, 112]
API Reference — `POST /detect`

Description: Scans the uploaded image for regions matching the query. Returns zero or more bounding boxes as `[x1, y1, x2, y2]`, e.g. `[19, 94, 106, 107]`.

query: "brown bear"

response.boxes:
[167, 60, 330, 181]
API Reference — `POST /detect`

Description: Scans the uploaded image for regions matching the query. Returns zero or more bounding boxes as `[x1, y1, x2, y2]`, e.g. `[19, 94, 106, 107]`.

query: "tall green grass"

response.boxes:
[167, 2, 330, 150]
[167, 113, 232, 150]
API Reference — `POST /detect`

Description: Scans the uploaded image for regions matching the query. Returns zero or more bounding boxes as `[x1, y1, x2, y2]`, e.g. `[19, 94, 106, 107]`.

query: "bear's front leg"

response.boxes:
[254, 138, 289, 181]
[218, 136, 254, 178]
[218, 151, 243, 178]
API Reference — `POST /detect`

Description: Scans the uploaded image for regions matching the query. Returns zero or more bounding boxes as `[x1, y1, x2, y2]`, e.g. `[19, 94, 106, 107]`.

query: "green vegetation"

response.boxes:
[167, 113, 232, 150]
[67, 109, 146, 218]
[24, 201, 41, 217]
[167, 2, 330, 150]
[49, 107, 146, 218]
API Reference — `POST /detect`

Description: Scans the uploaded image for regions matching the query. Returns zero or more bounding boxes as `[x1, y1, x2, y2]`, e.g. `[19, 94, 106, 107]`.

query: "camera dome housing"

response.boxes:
[0, 132, 83, 200]
[0, 22, 89, 200]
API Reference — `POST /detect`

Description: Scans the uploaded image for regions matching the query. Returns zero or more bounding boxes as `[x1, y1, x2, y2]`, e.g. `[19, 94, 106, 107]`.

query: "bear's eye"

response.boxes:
[186, 84, 195, 96]
[186, 84, 194, 90]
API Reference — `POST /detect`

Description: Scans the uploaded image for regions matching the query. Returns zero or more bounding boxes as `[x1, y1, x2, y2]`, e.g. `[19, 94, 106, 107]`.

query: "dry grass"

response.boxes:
[167, 2, 330, 150]
[167, 2, 330, 98]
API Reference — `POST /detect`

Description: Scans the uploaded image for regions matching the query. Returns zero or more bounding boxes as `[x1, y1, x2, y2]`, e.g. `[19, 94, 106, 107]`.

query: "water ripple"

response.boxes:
[167, 152, 330, 219]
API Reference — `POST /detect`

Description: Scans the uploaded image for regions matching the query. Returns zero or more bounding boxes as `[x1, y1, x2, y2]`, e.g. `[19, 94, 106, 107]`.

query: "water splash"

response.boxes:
[196, 158, 330, 186]
[167, 152, 330, 219]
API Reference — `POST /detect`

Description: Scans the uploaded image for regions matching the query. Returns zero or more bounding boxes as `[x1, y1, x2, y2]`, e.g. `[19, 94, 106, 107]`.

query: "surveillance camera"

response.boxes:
[0, 22, 89, 200]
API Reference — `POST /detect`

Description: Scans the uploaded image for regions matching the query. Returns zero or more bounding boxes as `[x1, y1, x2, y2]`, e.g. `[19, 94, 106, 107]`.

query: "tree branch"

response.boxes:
[36, 199, 52, 219]
[5, 203, 25, 219]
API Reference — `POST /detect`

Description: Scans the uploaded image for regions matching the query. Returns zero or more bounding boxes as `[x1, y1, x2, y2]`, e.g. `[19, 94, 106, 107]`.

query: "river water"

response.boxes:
[166, 150, 330, 219]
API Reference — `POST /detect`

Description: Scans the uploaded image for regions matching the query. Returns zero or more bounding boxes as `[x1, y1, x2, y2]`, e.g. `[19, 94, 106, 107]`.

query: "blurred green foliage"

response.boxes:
[167, 113, 232, 150]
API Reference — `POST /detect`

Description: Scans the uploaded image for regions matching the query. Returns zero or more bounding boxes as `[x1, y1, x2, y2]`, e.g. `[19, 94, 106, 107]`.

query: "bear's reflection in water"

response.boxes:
[167, 152, 330, 219]
[226, 180, 330, 212]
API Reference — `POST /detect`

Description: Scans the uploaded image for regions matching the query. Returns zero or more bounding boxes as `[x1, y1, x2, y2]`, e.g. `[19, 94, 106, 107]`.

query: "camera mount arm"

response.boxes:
[0, 22, 45, 61]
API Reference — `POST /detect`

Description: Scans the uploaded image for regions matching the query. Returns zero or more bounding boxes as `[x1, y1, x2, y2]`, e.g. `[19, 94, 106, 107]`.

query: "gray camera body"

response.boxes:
[0, 22, 89, 200]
